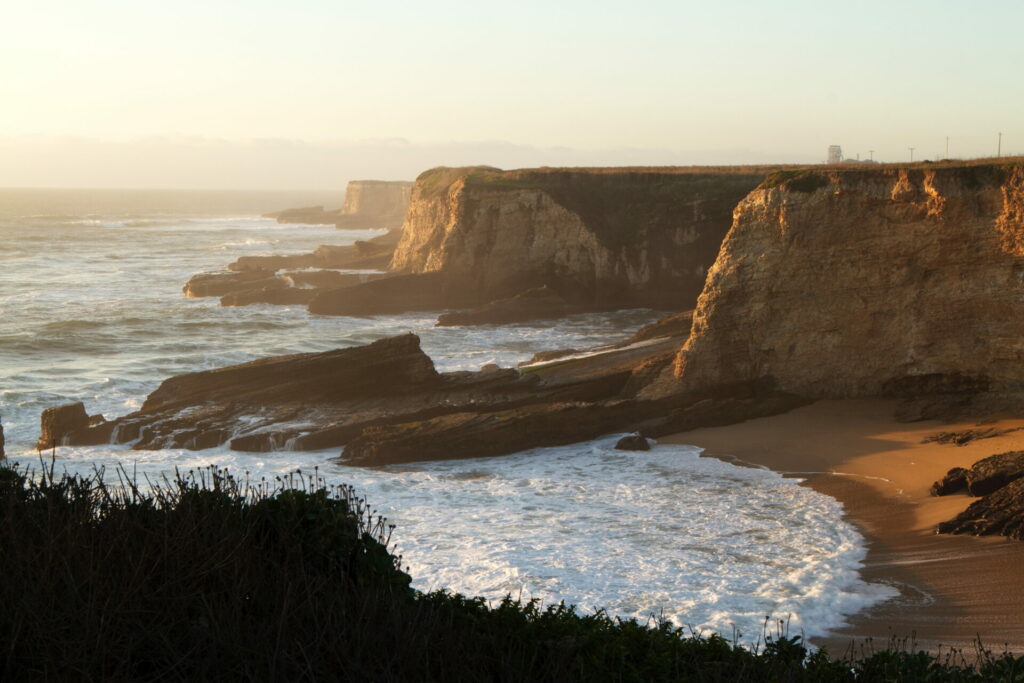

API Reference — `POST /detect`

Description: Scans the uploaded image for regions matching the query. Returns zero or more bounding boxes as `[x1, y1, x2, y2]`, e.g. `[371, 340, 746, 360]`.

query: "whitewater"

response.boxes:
[0, 189, 896, 643]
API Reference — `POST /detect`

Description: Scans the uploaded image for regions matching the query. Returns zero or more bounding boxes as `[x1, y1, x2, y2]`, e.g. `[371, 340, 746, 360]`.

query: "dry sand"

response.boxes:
[661, 399, 1024, 656]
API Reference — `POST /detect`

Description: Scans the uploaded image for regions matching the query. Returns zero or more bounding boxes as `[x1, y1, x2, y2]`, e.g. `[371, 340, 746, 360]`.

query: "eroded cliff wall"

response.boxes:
[672, 162, 1024, 398]
[389, 167, 768, 309]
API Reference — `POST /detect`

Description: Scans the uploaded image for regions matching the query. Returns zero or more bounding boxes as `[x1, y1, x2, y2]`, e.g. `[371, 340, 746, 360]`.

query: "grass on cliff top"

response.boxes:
[3, 461, 1024, 681]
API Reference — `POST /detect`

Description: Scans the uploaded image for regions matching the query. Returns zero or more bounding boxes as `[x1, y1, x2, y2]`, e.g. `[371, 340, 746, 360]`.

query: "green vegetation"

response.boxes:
[761, 169, 830, 193]
[2, 462, 1023, 681]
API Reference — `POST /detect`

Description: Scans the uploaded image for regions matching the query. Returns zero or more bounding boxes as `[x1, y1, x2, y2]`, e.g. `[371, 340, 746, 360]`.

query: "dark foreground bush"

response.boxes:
[1, 462, 1022, 682]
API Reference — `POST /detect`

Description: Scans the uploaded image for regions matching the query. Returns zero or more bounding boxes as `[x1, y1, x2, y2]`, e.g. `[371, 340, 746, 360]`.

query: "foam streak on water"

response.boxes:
[0, 190, 896, 643]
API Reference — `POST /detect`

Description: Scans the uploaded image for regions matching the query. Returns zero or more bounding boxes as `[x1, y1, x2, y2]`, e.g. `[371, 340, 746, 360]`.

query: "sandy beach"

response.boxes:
[662, 399, 1024, 656]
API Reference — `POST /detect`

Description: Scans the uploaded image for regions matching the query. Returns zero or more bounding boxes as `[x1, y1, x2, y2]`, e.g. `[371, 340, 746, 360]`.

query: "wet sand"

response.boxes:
[661, 399, 1024, 655]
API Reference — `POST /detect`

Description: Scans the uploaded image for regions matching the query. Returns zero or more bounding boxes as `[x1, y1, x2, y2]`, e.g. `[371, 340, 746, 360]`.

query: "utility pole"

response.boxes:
[909, 147, 915, 162]
[868, 150, 874, 161]
[998, 132, 1003, 157]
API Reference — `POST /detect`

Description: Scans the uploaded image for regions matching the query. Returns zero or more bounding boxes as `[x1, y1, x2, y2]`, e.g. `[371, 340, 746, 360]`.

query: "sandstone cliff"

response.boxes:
[670, 162, 1024, 399]
[385, 166, 768, 310]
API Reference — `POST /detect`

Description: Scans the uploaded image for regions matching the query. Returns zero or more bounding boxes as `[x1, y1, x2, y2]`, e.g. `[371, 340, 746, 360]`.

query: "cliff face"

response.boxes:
[672, 163, 1024, 398]
[340, 180, 414, 222]
[389, 167, 767, 309]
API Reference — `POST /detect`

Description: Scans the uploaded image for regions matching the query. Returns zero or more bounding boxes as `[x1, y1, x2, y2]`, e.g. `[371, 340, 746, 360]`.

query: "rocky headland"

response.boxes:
[266, 180, 413, 229]
[309, 165, 770, 318]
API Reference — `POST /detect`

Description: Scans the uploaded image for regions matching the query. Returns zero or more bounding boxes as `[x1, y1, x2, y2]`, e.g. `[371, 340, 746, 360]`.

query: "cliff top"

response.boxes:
[417, 157, 1024, 197]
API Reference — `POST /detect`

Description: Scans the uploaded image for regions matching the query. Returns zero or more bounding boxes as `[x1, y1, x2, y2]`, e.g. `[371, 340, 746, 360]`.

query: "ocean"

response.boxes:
[0, 188, 895, 642]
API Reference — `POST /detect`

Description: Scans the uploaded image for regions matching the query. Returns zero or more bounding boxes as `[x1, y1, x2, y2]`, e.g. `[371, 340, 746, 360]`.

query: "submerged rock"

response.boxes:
[614, 434, 650, 451]
[183, 269, 282, 298]
[220, 287, 317, 307]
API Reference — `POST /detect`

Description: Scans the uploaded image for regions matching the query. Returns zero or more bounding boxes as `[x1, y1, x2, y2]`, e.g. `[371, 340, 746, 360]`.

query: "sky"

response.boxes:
[1, 0, 1021, 189]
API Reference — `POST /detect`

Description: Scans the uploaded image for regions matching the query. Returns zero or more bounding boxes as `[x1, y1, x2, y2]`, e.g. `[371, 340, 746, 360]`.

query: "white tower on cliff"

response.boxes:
[827, 145, 843, 164]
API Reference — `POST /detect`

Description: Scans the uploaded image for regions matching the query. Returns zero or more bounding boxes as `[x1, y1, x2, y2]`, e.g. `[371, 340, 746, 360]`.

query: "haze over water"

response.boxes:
[0, 189, 896, 642]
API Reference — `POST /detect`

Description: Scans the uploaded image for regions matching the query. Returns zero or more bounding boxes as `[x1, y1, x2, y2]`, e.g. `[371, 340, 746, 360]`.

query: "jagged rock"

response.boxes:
[923, 428, 1003, 446]
[937, 477, 1024, 540]
[0, 416, 5, 459]
[965, 451, 1024, 496]
[37, 402, 91, 450]
[930, 467, 969, 496]
[183, 270, 281, 298]
[672, 164, 1024, 399]
[436, 286, 574, 326]
[615, 434, 650, 451]
[220, 287, 316, 307]
[48, 333, 669, 453]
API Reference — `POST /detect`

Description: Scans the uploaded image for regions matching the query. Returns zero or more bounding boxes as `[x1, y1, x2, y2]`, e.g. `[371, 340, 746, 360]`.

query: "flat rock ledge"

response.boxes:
[38, 332, 805, 466]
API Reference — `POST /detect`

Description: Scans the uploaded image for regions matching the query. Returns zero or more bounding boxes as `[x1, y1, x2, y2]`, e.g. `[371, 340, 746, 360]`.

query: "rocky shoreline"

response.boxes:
[32, 158, 1024, 544]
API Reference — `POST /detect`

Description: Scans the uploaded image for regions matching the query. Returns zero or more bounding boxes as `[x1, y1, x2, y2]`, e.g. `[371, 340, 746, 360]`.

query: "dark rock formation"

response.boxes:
[36, 402, 112, 450]
[0, 416, 5, 459]
[49, 334, 678, 454]
[436, 286, 573, 326]
[937, 477, 1024, 540]
[342, 401, 650, 466]
[183, 270, 282, 298]
[964, 451, 1024, 496]
[614, 434, 650, 451]
[930, 467, 968, 496]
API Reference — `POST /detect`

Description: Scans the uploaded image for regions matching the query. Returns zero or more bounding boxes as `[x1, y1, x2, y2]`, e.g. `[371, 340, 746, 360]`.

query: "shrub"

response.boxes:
[1, 462, 1022, 681]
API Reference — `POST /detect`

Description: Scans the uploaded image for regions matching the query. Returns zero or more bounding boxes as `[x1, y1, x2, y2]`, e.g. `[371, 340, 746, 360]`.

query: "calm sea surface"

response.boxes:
[0, 188, 895, 642]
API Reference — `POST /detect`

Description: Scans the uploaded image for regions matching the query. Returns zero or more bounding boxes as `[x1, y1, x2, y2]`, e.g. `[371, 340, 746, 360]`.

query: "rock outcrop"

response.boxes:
[47, 334, 678, 455]
[266, 181, 413, 229]
[183, 269, 282, 298]
[937, 477, 1024, 540]
[183, 230, 399, 308]
[309, 166, 769, 317]
[668, 162, 1024, 400]
[36, 402, 111, 450]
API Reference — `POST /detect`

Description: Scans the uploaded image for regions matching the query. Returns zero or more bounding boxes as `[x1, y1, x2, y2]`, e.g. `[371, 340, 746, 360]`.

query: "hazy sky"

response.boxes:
[2, 0, 1021, 188]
